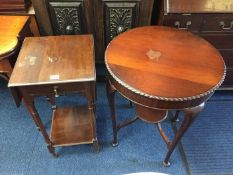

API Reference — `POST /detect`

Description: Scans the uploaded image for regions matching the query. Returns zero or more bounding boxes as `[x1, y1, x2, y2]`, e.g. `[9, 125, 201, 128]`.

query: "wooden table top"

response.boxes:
[8, 35, 95, 87]
[0, 15, 29, 56]
[105, 26, 225, 101]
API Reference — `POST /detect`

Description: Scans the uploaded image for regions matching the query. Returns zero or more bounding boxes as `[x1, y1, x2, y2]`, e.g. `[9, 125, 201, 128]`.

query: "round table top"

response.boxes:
[0, 37, 18, 56]
[105, 26, 225, 101]
[0, 16, 29, 57]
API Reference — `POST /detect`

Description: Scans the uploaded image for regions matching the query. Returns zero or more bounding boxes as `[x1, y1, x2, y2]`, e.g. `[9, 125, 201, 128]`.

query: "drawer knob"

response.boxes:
[174, 21, 192, 30]
[53, 86, 60, 98]
[219, 21, 233, 30]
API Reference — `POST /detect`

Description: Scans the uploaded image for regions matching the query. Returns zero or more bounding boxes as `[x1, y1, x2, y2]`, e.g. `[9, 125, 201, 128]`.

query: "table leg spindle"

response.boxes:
[106, 79, 118, 147]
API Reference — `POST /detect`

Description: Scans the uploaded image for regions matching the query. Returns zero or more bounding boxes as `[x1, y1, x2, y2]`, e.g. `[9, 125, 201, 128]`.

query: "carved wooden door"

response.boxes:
[47, 0, 93, 35]
[94, 0, 154, 62]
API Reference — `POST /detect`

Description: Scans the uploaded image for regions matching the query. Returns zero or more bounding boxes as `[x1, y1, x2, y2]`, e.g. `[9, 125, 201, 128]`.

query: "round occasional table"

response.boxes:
[105, 26, 226, 166]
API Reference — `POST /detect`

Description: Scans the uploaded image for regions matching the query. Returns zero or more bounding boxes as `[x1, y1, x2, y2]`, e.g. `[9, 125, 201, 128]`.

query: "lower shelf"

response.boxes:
[50, 106, 95, 147]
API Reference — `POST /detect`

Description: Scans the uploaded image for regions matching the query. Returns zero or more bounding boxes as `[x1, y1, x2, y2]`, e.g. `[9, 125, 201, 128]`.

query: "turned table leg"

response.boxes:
[171, 110, 180, 122]
[23, 98, 57, 157]
[46, 94, 57, 110]
[163, 103, 205, 166]
[85, 82, 99, 153]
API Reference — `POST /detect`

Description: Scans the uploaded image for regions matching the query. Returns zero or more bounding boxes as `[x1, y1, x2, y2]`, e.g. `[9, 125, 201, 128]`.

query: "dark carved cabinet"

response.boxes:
[94, 0, 154, 62]
[32, 0, 154, 62]
[47, 0, 94, 35]
[102, 1, 139, 44]
[159, 0, 233, 89]
[48, 2, 84, 35]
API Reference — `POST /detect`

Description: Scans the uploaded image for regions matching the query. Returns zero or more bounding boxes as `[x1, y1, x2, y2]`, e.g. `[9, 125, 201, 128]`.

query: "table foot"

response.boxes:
[163, 103, 205, 165]
[163, 160, 170, 167]
[93, 139, 99, 153]
[112, 141, 119, 147]
[47, 144, 58, 157]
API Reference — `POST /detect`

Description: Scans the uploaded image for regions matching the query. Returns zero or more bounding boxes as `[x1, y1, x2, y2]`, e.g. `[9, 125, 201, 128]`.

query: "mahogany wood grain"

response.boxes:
[8, 35, 99, 156]
[0, 0, 31, 12]
[0, 16, 31, 107]
[105, 26, 225, 166]
[166, 0, 233, 13]
[107, 73, 213, 109]
[31, 0, 53, 35]
[106, 26, 225, 101]
[0, 5, 41, 37]
[160, 0, 233, 89]
[0, 16, 29, 56]
[50, 106, 94, 147]
[135, 104, 167, 123]
[0, 58, 13, 74]
[9, 35, 95, 86]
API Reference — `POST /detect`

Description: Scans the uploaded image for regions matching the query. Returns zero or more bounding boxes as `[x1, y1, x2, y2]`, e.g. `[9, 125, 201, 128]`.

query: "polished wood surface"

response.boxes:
[0, 58, 13, 74]
[94, 0, 154, 62]
[0, 5, 40, 37]
[106, 26, 225, 99]
[0, 15, 29, 56]
[165, 0, 233, 13]
[135, 104, 167, 123]
[105, 26, 225, 166]
[160, 0, 233, 88]
[9, 35, 95, 87]
[31, 0, 53, 35]
[31, 0, 154, 62]
[0, 15, 30, 85]
[0, 37, 18, 57]
[50, 106, 94, 146]
[0, 0, 31, 12]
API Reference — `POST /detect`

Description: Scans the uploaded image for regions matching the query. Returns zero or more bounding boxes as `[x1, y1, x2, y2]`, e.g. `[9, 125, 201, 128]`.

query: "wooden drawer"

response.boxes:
[201, 14, 233, 33]
[0, 0, 31, 12]
[201, 34, 233, 50]
[219, 50, 233, 68]
[20, 82, 87, 96]
[163, 14, 202, 32]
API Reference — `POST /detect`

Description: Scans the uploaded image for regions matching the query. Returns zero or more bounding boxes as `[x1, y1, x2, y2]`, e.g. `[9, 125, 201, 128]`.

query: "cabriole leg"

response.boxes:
[163, 103, 205, 166]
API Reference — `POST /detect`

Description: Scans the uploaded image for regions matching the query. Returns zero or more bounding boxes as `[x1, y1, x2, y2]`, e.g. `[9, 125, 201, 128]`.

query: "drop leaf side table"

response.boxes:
[8, 35, 99, 156]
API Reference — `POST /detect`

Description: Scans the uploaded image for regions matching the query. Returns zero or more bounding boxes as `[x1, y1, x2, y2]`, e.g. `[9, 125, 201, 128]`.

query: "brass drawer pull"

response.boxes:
[174, 21, 192, 30]
[219, 21, 233, 30]
[53, 86, 60, 97]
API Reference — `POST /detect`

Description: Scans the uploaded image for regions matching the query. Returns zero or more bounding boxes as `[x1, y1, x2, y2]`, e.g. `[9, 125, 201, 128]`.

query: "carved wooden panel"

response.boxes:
[48, 2, 85, 35]
[104, 2, 139, 44]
